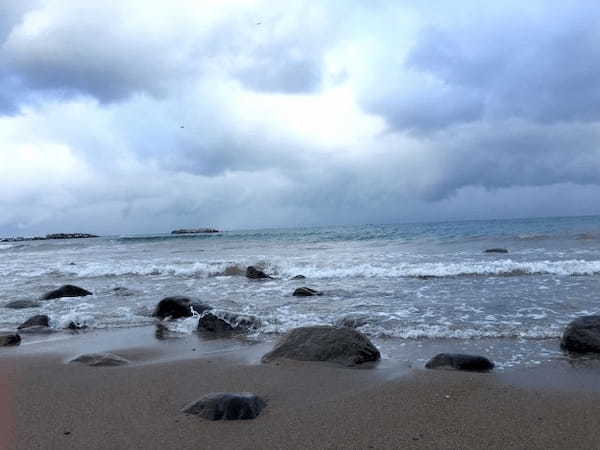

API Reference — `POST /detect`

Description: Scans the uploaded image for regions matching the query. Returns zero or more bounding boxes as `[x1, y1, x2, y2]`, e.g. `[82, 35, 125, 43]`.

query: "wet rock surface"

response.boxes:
[4, 300, 41, 309]
[18, 315, 50, 329]
[153, 296, 211, 320]
[0, 332, 21, 346]
[425, 353, 495, 372]
[182, 392, 266, 420]
[246, 266, 272, 279]
[42, 285, 92, 300]
[198, 312, 261, 335]
[561, 315, 600, 353]
[293, 287, 322, 296]
[262, 326, 381, 367]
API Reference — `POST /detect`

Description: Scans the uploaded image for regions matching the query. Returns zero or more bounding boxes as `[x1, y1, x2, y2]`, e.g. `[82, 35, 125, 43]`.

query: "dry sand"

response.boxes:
[1, 329, 600, 449]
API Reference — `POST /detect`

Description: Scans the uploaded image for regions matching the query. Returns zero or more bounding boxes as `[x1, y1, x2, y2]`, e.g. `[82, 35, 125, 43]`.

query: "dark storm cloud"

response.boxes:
[362, 3, 600, 132]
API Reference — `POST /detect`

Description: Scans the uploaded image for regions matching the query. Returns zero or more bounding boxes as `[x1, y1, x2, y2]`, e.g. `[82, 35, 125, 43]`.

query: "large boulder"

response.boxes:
[561, 315, 600, 353]
[18, 315, 50, 330]
[293, 287, 322, 297]
[153, 296, 211, 320]
[0, 332, 21, 346]
[246, 266, 272, 279]
[69, 352, 129, 366]
[41, 285, 92, 300]
[261, 326, 380, 367]
[425, 353, 495, 372]
[4, 300, 41, 309]
[182, 392, 266, 420]
[198, 312, 261, 335]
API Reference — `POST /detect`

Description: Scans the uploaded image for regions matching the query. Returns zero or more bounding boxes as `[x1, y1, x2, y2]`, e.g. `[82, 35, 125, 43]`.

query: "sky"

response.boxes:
[1, 0, 600, 235]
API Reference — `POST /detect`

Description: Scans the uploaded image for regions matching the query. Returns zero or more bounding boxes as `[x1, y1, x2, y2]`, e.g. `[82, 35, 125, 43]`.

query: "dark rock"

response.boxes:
[291, 275, 306, 280]
[198, 312, 261, 335]
[561, 315, 600, 353]
[41, 285, 92, 300]
[18, 314, 50, 329]
[416, 275, 437, 280]
[112, 287, 135, 296]
[69, 352, 129, 366]
[292, 287, 322, 297]
[45, 233, 98, 239]
[4, 300, 41, 309]
[484, 248, 509, 254]
[66, 321, 87, 330]
[246, 266, 272, 279]
[171, 228, 219, 234]
[0, 332, 21, 346]
[153, 296, 212, 320]
[425, 353, 495, 372]
[182, 392, 266, 420]
[261, 326, 381, 367]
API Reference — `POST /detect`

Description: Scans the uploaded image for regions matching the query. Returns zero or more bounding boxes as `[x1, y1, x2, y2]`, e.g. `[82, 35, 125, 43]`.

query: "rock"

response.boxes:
[18, 314, 50, 329]
[112, 287, 135, 296]
[66, 321, 87, 330]
[153, 296, 212, 320]
[484, 248, 509, 254]
[69, 352, 129, 366]
[292, 287, 322, 297]
[4, 300, 41, 309]
[41, 285, 92, 300]
[561, 315, 600, 353]
[261, 326, 381, 367]
[171, 228, 219, 234]
[425, 353, 495, 372]
[0, 332, 21, 346]
[246, 266, 272, 279]
[198, 312, 261, 335]
[291, 275, 306, 280]
[182, 392, 266, 420]
[45, 233, 98, 239]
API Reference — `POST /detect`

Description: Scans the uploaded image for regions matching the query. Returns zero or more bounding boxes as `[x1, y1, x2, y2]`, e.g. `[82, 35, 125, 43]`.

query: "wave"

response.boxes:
[115, 234, 219, 244]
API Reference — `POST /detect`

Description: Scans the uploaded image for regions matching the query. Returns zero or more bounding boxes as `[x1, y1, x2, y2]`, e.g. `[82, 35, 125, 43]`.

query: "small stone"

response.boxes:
[182, 392, 266, 420]
[293, 287, 322, 297]
[69, 352, 129, 367]
[0, 332, 21, 346]
[425, 353, 495, 372]
[42, 285, 92, 300]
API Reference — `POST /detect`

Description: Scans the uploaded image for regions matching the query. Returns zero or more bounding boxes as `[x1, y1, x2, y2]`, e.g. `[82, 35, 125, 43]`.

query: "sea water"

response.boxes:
[2, 215, 600, 368]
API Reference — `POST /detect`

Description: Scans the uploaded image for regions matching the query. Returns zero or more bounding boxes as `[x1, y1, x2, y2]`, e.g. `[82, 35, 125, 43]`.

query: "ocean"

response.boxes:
[3, 215, 600, 369]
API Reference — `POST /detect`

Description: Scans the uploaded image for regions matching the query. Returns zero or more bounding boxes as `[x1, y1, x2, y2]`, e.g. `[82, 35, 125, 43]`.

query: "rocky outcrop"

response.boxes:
[171, 228, 219, 234]
[293, 287, 322, 297]
[4, 300, 41, 309]
[1, 233, 98, 242]
[425, 353, 495, 372]
[69, 352, 129, 366]
[182, 392, 266, 420]
[561, 315, 600, 353]
[153, 296, 211, 320]
[41, 285, 92, 300]
[246, 266, 272, 279]
[198, 312, 261, 335]
[18, 315, 50, 330]
[484, 248, 509, 254]
[0, 332, 21, 346]
[262, 326, 380, 367]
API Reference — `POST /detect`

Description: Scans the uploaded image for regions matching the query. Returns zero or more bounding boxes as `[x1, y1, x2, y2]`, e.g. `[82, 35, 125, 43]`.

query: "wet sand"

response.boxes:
[1, 329, 600, 449]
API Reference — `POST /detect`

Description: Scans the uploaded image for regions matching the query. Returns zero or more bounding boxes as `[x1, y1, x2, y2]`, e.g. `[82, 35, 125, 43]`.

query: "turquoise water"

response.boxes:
[2, 215, 600, 367]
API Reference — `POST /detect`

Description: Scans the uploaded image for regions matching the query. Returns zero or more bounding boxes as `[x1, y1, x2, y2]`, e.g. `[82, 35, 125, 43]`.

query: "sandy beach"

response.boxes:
[1, 328, 600, 450]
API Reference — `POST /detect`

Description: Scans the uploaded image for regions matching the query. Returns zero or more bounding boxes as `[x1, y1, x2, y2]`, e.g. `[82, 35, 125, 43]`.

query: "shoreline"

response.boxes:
[2, 328, 600, 448]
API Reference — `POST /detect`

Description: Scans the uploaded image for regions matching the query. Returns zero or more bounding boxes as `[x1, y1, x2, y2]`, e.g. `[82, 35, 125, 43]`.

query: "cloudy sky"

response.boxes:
[1, 0, 600, 235]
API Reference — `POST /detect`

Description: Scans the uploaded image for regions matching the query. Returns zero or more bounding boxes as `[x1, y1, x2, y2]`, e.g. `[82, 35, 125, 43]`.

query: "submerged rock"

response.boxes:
[484, 248, 509, 254]
[69, 352, 129, 367]
[112, 287, 135, 297]
[246, 266, 272, 279]
[0, 332, 21, 346]
[66, 321, 87, 330]
[153, 296, 211, 320]
[42, 285, 92, 300]
[261, 326, 381, 367]
[561, 315, 600, 353]
[182, 392, 266, 420]
[292, 287, 322, 297]
[425, 353, 495, 372]
[291, 275, 306, 280]
[18, 314, 50, 330]
[335, 315, 369, 329]
[4, 300, 41, 309]
[198, 312, 261, 335]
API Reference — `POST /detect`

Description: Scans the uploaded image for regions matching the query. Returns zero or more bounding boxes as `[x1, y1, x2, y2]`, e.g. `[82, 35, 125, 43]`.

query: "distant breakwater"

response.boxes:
[0, 233, 99, 242]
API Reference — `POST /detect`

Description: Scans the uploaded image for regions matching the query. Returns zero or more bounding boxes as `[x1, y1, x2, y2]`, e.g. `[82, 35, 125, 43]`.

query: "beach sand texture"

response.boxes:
[2, 333, 600, 450]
